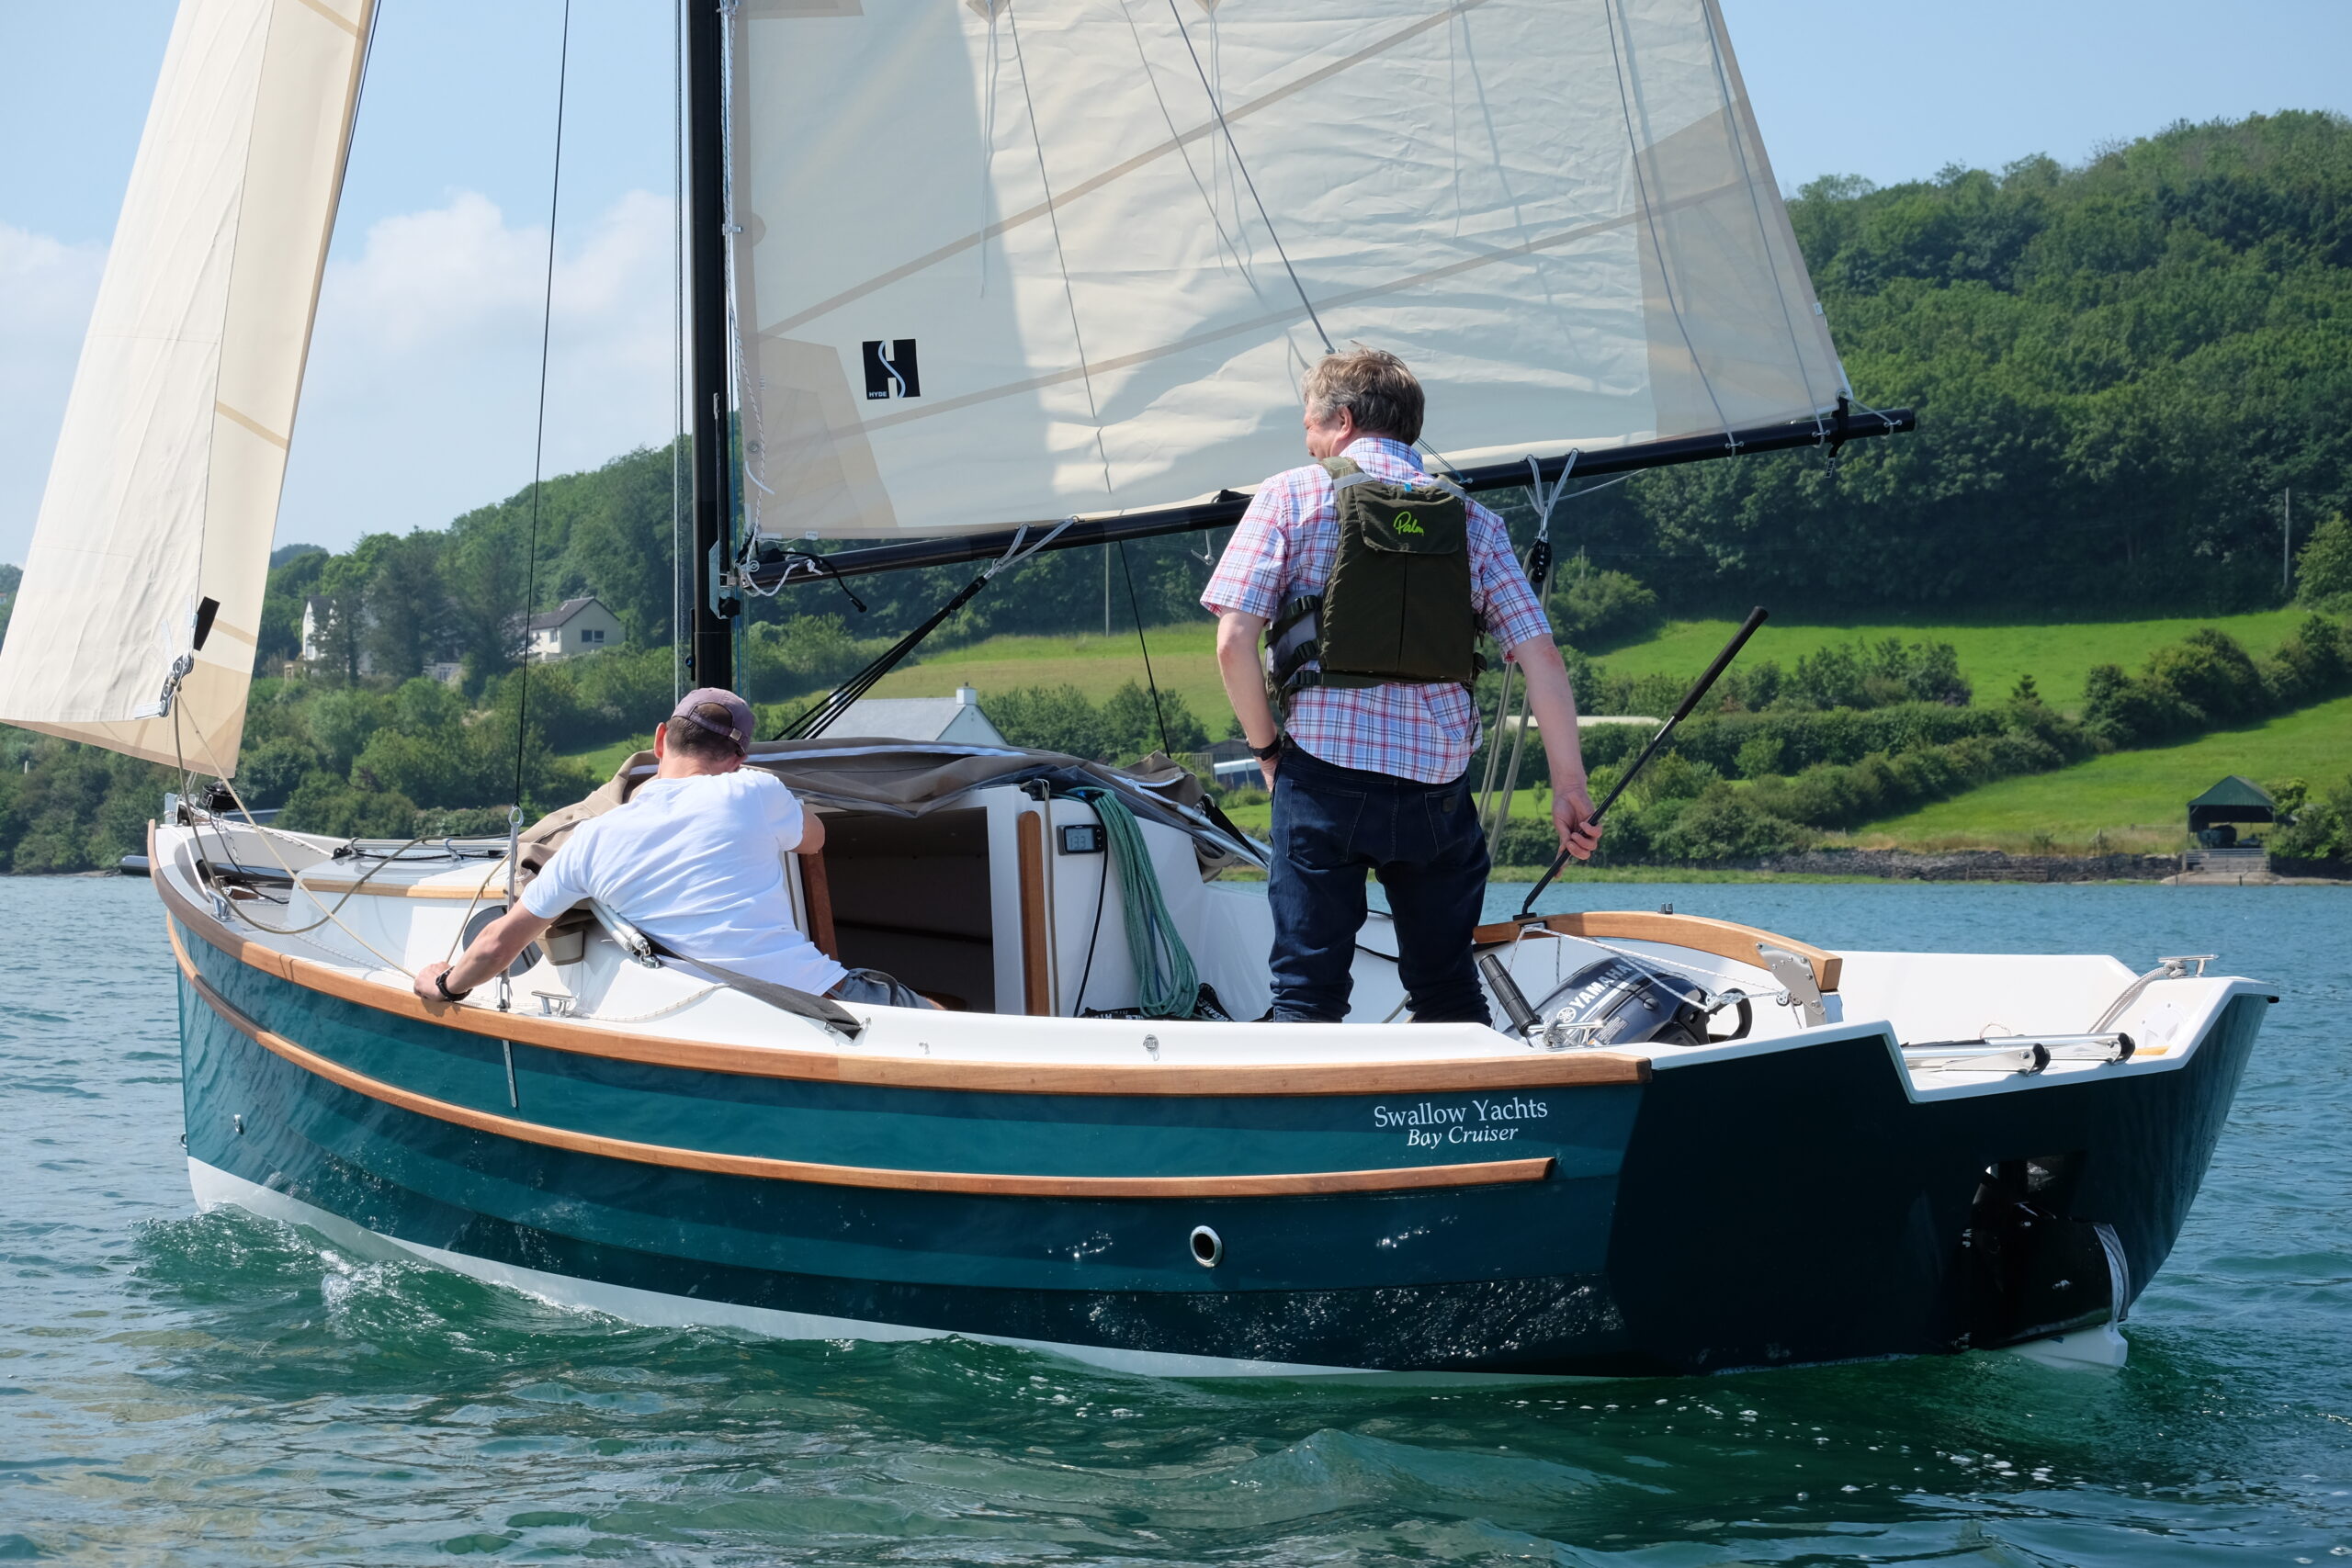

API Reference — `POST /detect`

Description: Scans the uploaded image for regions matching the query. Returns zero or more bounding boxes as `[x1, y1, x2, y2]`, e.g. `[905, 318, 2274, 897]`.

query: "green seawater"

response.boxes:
[3, 875, 2347, 1564]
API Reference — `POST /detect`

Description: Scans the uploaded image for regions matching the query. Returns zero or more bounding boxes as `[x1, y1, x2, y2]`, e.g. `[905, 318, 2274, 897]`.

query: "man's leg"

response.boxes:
[1266, 756, 1373, 1022]
[1376, 773, 1493, 1025]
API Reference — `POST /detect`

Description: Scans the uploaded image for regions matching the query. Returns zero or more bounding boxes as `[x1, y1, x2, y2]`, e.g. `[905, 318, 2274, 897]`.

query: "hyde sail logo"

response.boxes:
[863, 339, 922, 400]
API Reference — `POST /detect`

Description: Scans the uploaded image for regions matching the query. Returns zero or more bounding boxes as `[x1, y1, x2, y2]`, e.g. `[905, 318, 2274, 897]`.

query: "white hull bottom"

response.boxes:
[187, 1159, 2123, 1381]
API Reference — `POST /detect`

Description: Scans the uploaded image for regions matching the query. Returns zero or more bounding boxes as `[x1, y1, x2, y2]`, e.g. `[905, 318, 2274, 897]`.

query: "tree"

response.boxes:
[2298, 513, 2352, 606]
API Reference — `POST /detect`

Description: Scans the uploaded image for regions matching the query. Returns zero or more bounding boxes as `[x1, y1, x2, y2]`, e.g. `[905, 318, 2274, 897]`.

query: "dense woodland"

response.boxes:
[6, 112, 2352, 870]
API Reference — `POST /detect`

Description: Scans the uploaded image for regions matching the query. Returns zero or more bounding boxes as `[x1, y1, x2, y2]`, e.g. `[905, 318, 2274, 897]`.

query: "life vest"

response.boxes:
[1267, 456, 1481, 694]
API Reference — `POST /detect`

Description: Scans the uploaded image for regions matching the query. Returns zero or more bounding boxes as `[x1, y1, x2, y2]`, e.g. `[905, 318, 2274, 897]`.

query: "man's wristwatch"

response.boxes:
[1248, 736, 1283, 761]
[434, 969, 472, 1002]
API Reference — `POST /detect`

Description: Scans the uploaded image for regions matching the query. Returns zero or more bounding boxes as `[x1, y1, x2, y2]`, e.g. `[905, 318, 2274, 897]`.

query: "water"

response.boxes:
[5, 875, 2348, 1564]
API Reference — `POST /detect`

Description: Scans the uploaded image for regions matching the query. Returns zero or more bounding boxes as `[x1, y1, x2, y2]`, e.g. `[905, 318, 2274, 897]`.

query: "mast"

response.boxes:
[684, 0, 734, 692]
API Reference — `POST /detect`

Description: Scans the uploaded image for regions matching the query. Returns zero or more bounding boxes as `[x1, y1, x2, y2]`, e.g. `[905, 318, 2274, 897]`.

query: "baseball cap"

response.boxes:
[671, 687, 754, 754]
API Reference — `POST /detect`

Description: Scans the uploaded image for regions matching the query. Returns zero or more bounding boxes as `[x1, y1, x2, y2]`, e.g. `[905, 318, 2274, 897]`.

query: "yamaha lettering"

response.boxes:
[862, 339, 921, 400]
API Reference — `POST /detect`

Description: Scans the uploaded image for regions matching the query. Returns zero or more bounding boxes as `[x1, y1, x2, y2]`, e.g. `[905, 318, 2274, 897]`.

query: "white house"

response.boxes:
[300, 595, 373, 674]
[526, 596, 625, 660]
[825, 686, 1008, 746]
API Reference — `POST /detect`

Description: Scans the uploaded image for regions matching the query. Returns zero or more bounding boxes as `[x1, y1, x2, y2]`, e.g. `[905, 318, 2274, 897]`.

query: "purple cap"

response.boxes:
[671, 687, 754, 755]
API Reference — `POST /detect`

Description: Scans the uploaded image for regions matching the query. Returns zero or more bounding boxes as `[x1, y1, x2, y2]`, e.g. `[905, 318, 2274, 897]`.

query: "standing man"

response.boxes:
[1203, 349, 1600, 1025]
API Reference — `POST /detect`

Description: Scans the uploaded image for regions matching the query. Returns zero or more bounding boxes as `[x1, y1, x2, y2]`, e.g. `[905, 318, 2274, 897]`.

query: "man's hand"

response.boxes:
[1553, 774, 1603, 862]
[413, 960, 463, 1005]
[1259, 755, 1279, 790]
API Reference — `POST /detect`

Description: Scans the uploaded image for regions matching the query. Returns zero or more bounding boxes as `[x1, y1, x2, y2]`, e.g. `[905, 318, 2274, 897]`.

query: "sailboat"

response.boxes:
[0, 0, 2270, 1379]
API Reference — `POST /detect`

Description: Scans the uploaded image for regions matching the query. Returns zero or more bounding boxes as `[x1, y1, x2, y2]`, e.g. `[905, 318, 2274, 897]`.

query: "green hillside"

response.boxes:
[1588, 611, 2315, 714]
[1860, 694, 2352, 852]
[870, 626, 1228, 723]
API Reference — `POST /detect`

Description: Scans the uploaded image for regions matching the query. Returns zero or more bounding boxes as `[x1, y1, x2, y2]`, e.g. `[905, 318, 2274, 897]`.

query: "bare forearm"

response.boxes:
[1216, 613, 1278, 746]
[446, 907, 554, 993]
[1512, 637, 1588, 786]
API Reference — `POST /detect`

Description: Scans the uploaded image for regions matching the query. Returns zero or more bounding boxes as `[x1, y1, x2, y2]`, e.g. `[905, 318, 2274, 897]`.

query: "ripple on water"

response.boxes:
[1, 875, 2348, 1564]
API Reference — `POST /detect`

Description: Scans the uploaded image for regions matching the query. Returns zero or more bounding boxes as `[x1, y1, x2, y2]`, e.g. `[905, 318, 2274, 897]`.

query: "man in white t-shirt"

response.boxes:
[413, 688, 932, 1010]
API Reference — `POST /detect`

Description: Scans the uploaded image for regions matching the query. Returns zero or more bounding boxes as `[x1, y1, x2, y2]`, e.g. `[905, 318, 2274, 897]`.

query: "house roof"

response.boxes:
[526, 595, 607, 632]
[2188, 775, 2276, 810]
[825, 693, 1006, 746]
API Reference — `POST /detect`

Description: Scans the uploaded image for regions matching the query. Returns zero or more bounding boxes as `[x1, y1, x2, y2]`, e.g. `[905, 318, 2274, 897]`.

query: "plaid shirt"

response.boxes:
[1202, 437, 1552, 784]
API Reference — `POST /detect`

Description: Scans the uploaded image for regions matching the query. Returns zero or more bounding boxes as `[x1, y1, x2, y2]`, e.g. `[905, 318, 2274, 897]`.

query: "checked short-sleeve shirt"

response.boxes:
[1202, 436, 1552, 784]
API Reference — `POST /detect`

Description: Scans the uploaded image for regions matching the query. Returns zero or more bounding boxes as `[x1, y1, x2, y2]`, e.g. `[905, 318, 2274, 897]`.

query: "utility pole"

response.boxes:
[2283, 488, 2293, 598]
[685, 0, 734, 693]
[1104, 547, 1112, 637]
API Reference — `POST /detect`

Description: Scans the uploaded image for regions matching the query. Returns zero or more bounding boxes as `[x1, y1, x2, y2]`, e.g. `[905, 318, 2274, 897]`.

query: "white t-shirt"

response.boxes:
[522, 770, 846, 996]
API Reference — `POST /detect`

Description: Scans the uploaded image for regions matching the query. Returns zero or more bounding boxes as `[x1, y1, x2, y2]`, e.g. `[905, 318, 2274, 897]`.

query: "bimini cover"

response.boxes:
[519, 738, 1258, 875]
[0, 0, 373, 773]
[727, 0, 1846, 541]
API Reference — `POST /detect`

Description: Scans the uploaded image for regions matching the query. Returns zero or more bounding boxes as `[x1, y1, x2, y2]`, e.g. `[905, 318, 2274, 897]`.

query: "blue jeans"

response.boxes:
[1266, 742, 1492, 1025]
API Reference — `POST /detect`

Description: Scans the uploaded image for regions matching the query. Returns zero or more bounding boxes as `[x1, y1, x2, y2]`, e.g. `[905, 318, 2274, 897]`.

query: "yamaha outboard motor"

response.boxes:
[1528, 955, 1750, 1051]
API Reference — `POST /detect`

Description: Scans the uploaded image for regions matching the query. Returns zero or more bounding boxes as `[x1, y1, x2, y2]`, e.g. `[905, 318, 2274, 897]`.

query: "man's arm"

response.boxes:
[1215, 610, 1283, 787]
[413, 904, 557, 1004]
[1510, 636, 1603, 862]
[795, 809, 827, 856]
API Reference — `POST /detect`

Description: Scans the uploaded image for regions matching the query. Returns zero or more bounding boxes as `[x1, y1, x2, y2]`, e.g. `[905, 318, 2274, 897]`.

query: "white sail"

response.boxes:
[729, 0, 1844, 540]
[0, 0, 373, 772]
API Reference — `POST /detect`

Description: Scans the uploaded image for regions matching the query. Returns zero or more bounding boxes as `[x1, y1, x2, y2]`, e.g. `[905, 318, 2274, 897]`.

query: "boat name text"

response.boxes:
[1374, 1096, 1548, 1149]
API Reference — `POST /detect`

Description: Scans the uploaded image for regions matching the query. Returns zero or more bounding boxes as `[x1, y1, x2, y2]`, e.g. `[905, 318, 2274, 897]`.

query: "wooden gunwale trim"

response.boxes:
[1474, 910, 1843, 993]
[166, 922, 1556, 1199]
[151, 825, 1649, 1096]
[294, 874, 506, 901]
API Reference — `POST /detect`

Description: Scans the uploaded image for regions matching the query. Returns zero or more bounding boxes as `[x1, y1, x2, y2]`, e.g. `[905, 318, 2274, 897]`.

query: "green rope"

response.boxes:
[1074, 788, 1198, 1020]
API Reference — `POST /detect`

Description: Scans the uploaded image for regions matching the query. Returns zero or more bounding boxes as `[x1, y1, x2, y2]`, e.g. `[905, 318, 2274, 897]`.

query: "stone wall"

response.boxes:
[1739, 848, 2183, 883]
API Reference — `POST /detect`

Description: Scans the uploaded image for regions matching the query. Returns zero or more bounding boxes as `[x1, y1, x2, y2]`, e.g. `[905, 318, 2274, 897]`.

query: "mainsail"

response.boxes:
[0, 0, 374, 772]
[729, 0, 1845, 542]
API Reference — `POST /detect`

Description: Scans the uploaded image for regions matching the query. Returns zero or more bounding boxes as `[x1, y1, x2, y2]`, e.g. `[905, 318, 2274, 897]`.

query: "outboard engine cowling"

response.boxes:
[1532, 955, 1747, 1051]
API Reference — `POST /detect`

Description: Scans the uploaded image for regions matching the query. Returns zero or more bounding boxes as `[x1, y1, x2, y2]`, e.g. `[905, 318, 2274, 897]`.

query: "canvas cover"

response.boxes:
[0, 0, 372, 771]
[518, 738, 1254, 878]
[729, 0, 1845, 540]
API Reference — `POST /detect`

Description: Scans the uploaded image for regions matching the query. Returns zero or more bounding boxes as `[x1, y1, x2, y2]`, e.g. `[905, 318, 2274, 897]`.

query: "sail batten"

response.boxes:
[0, 0, 372, 773]
[729, 0, 1845, 542]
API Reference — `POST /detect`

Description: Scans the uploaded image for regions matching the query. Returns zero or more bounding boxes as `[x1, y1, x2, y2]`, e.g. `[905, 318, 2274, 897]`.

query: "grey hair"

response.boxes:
[1300, 348, 1424, 445]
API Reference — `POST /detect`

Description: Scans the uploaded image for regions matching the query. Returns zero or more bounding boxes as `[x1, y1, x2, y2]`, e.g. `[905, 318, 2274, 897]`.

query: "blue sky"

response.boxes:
[4, 0, 2349, 566]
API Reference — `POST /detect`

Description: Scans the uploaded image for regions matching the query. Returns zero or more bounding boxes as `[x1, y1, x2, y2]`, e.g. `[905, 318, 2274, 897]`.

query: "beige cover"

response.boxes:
[729, 0, 1844, 539]
[0, 0, 373, 771]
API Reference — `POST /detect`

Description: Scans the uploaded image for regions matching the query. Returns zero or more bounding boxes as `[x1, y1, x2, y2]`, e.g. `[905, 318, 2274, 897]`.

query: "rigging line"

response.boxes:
[1114, 0, 1255, 282]
[1004, 2, 1115, 500]
[1695, 1, 1828, 437]
[1163, 0, 1332, 356]
[1601, 0, 1737, 452]
[514, 0, 574, 809]
[1116, 539, 1172, 757]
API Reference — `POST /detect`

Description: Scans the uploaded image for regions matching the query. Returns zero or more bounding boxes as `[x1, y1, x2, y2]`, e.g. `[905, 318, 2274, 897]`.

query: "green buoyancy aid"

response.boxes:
[1268, 457, 1480, 693]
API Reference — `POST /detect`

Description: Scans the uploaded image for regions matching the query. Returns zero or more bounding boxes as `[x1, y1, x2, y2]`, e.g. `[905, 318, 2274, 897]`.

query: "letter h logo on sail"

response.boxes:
[863, 340, 921, 400]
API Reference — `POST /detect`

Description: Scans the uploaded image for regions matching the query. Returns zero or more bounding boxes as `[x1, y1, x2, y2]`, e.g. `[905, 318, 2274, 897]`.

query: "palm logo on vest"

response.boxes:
[1394, 511, 1424, 536]
[862, 340, 921, 400]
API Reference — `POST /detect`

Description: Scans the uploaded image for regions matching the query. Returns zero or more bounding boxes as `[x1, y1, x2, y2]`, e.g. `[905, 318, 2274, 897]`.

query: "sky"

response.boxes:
[3, 0, 2349, 569]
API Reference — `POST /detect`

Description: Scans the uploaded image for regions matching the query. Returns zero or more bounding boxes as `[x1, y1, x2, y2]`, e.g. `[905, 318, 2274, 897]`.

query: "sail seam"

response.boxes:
[1004, 1, 1116, 499]
[767, 0, 1495, 337]
[1696, 0, 1828, 435]
[286, 0, 362, 38]
[842, 177, 1747, 437]
[213, 400, 288, 449]
[1602, 0, 1738, 450]
[1162, 0, 1332, 355]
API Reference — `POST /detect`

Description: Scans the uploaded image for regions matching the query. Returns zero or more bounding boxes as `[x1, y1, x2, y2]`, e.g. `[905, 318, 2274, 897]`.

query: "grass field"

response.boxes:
[862, 607, 2312, 721]
[1857, 693, 2352, 853]
[869, 625, 1233, 720]
[1585, 608, 2313, 713]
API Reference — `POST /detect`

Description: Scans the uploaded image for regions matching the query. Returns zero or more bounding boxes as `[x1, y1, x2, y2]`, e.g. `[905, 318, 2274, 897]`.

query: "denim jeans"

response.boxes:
[1266, 742, 1492, 1025]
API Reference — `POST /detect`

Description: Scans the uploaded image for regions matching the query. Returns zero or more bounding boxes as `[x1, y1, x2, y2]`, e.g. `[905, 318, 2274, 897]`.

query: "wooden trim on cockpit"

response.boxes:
[152, 823, 1651, 1096]
[1475, 910, 1843, 993]
[169, 929, 1561, 1198]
